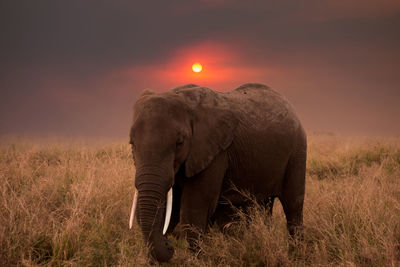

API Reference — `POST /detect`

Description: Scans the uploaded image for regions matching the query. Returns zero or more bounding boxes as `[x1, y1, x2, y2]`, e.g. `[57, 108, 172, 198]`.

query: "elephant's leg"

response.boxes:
[180, 153, 227, 249]
[280, 151, 306, 238]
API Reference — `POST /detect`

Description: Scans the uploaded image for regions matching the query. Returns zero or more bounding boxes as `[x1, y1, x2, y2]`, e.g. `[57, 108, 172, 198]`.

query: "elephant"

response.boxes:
[128, 83, 307, 262]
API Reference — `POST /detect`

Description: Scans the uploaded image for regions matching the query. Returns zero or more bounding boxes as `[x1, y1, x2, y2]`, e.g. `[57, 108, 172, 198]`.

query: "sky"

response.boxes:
[1, 0, 400, 137]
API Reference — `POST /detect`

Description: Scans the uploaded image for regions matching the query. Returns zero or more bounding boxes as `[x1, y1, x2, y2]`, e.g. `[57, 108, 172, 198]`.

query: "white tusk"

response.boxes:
[162, 188, 173, 235]
[129, 189, 138, 229]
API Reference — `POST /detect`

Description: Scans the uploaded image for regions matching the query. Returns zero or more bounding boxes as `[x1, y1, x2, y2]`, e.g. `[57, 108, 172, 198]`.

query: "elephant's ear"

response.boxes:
[185, 94, 237, 177]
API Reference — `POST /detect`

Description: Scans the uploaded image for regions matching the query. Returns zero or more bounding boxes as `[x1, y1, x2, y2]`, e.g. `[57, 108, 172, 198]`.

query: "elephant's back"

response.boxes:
[226, 83, 301, 134]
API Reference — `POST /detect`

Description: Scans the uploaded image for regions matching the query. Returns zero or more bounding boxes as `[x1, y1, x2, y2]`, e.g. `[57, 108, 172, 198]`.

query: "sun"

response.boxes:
[192, 62, 203, 73]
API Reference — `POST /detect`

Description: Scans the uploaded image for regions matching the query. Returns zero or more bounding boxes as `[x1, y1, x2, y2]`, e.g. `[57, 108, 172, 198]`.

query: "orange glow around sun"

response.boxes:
[192, 62, 203, 73]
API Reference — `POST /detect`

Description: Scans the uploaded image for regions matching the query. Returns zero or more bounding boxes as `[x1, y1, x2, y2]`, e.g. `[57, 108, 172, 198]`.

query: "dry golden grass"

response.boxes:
[0, 133, 399, 266]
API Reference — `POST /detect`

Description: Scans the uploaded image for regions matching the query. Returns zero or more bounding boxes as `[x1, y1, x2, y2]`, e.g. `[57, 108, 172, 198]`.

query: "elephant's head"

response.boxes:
[128, 85, 237, 262]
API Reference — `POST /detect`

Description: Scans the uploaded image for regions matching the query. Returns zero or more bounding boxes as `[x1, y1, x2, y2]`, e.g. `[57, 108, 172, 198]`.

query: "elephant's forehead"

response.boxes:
[132, 96, 190, 134]
[131, 116, 176, 141]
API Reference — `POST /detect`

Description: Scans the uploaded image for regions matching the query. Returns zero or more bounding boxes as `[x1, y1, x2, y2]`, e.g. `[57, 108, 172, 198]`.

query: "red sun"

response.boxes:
[192, 62, 203, 73]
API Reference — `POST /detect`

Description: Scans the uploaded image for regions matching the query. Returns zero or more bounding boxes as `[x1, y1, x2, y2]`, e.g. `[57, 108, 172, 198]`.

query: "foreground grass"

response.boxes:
[0, 134, 399, 266]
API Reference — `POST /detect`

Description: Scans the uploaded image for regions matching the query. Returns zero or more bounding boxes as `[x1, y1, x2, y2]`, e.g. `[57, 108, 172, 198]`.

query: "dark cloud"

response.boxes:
[1, 0, 399, 136]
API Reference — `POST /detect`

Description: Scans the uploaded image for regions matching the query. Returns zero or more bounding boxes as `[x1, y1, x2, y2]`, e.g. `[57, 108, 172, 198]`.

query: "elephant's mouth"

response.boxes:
[129, 187, 173, 235]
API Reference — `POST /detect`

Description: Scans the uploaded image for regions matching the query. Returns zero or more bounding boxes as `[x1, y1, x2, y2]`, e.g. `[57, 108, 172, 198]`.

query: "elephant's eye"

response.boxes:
[176, 137, 184, 148]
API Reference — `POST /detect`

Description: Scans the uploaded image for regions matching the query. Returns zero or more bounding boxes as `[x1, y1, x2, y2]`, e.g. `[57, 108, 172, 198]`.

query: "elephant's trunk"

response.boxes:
[136, 174, 174, 262]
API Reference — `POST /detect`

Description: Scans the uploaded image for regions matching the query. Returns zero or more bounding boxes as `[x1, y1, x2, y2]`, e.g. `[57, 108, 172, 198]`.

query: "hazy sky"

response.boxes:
[1, 0, 399, 137]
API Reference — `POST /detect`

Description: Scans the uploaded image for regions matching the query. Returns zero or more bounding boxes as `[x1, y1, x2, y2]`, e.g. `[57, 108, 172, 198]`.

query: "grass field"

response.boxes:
[1, 134, 400, 266]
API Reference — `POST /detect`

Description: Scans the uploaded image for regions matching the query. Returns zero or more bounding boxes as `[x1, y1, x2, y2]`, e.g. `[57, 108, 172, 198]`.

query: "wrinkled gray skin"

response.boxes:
[130, 83, 307, 262]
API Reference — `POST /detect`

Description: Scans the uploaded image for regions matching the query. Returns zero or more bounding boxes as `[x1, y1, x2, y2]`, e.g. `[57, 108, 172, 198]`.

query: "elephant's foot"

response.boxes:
[180, 224, 203, 253]
[287, 224, 304, 241]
